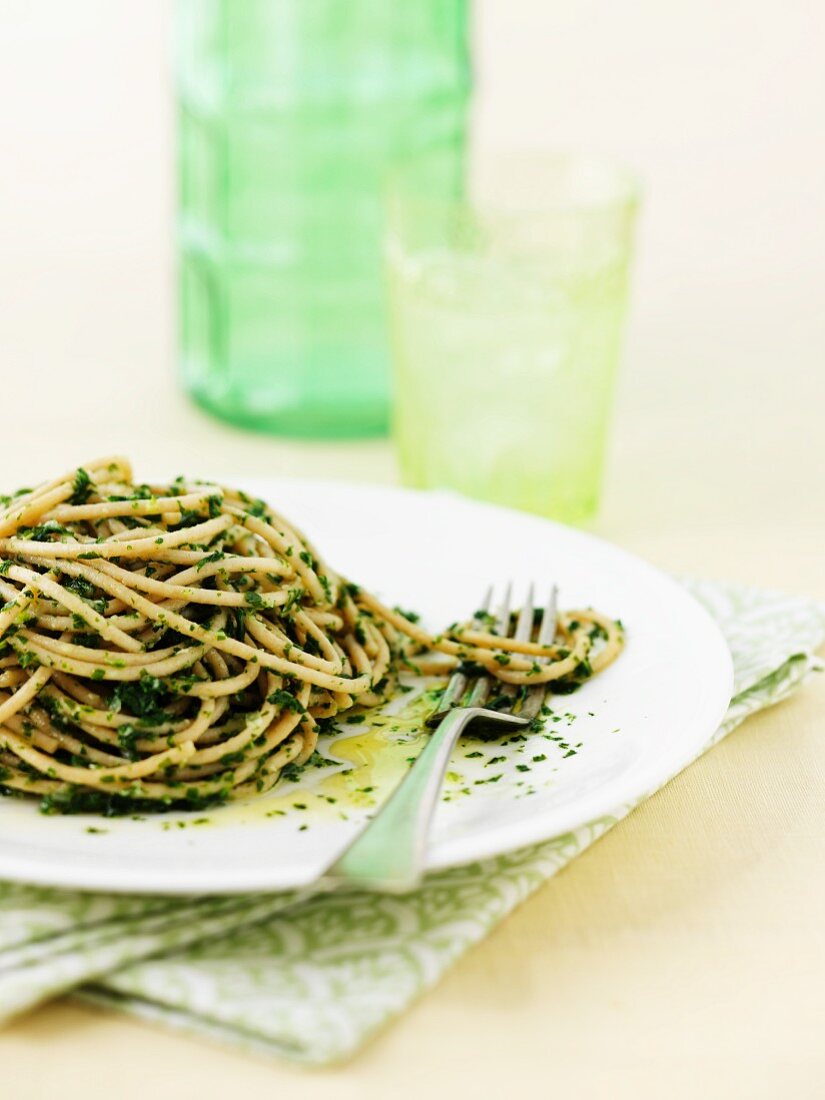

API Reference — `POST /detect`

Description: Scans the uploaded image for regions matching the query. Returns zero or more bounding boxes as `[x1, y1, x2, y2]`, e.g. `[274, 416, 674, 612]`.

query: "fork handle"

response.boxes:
[317, 707, 524, 894]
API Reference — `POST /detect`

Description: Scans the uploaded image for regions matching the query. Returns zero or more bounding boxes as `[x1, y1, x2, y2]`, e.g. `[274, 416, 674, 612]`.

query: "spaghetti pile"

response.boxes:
[0, 458, 622, 814]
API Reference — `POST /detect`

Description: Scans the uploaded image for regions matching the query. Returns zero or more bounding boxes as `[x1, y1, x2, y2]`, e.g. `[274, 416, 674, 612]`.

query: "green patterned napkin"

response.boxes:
[0, 580, 822, 1064]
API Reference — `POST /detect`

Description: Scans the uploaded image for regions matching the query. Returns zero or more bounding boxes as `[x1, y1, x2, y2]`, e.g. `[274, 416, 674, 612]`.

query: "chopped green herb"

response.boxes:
[267, 689, 305, 714]
[70, 467, 93, 505]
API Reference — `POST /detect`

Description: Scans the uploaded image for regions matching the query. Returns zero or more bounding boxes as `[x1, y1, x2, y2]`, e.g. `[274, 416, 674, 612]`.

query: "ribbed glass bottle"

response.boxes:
[177, 0, 471, 437]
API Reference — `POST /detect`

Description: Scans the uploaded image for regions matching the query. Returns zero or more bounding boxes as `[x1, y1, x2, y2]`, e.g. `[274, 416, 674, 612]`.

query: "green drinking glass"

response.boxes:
[386, 153, 639, 523]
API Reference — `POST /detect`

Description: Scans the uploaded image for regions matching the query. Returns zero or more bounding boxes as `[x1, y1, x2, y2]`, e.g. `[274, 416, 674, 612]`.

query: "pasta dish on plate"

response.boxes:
[0, 458, 622, 814]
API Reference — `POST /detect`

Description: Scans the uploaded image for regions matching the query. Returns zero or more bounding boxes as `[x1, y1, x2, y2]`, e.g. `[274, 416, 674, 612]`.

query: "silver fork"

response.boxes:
[317, 583, 558, 894]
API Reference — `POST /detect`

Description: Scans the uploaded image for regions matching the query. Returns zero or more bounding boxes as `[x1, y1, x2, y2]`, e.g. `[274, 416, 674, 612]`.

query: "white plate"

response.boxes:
[0, 479, 733, 895]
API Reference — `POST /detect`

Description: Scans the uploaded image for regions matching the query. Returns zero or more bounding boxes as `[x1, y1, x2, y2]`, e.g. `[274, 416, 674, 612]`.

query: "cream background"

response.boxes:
[0, 1, 823, 1097]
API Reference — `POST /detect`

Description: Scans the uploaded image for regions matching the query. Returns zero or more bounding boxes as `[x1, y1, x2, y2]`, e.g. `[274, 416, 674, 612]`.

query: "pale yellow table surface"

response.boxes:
[2, 2, 824, 1098]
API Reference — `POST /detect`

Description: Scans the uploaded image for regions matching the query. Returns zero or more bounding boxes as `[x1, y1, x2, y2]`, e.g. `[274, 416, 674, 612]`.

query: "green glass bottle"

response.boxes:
[177, 1, 471, 438]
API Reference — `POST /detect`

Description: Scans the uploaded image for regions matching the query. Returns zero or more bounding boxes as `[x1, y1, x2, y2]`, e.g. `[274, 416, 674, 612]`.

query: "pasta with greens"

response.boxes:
[0, 458, 622, 814]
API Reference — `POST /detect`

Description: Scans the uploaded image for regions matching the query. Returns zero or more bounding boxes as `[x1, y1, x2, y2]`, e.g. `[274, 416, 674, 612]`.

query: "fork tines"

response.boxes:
[426, 583, 558, 727]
